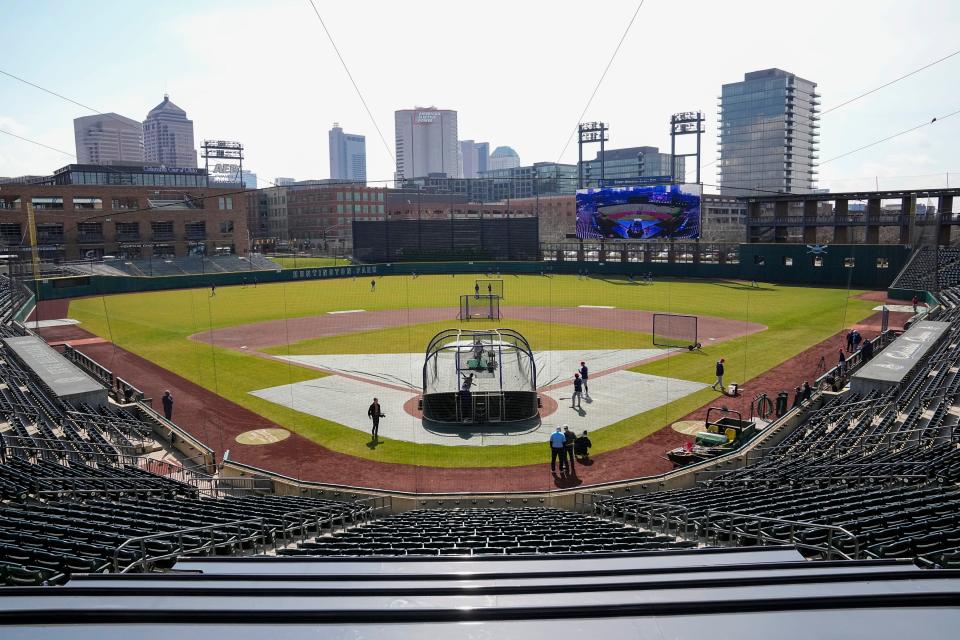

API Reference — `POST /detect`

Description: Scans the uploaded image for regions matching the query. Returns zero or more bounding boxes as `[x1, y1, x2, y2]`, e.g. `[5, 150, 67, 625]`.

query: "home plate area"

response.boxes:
[249, 349, 708, 446]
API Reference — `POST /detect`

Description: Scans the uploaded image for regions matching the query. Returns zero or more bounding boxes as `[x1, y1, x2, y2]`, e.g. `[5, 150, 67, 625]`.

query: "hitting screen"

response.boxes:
[575, 183, 702, 240]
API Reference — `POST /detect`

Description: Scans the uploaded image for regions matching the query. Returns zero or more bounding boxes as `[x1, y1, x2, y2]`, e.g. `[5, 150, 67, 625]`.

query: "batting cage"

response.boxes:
[460, 294, 501, 321]
[652, 313, 699, 348]
[422, 328, 538, 424]
[475, 279, 505, 300]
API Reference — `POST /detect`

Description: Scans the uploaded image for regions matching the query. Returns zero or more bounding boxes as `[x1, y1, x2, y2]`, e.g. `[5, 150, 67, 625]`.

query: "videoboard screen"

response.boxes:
[575, 183, 701, 240]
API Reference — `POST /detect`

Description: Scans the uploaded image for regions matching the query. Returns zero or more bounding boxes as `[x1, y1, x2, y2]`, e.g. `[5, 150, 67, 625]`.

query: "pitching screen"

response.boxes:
[652, 313, 698, 348]
[576, 183, 701, 240]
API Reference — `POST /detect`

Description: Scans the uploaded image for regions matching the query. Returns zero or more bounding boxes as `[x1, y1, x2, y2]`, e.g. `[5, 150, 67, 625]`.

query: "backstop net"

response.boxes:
[652, 313, 698, 348]
[475, 279, 505, 300]
[460, 294, 501, 321]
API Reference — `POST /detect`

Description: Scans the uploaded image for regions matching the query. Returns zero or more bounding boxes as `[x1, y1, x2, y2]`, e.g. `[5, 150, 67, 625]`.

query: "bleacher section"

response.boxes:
[594, 282, 960, 568]
[0, 322, 373, 586]
[62, 253, 282, 277]
[892, 246, 960, 291]
[278, 507, 700, 557]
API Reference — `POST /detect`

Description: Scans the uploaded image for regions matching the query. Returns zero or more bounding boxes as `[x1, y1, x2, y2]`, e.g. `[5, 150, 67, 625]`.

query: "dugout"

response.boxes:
[422, 328, 538, 424]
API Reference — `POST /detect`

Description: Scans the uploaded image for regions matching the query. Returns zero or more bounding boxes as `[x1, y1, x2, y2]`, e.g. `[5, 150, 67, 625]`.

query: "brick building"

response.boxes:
[286, 184, 387, 249]
[0, 164, 247, 260]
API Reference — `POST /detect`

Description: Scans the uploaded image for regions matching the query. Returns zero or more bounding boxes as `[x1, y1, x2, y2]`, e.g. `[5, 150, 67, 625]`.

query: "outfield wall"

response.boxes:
[30, 243, 910, 300]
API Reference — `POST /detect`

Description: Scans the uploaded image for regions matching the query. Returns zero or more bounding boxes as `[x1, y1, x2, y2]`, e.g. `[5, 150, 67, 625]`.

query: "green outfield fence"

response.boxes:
[28, 243, 911, 300]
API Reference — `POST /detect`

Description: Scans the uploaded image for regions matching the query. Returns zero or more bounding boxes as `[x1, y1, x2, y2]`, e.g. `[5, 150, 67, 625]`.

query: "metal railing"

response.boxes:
[112, 496, 391, 573]
[702, 510, 860, 560]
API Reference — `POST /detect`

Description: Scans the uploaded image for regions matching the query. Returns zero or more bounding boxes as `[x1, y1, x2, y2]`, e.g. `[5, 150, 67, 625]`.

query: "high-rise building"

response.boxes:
[579, 146, 684, 188]
[394, 108, 459, 180]
[718, 68, 819, 195]
[73, 113, 144, 165]
[479, 162, 577, 200]
[459, 140, 489, 179]
[241, 170, 257, 189]
[488, 146, 520, 171]
[142, 94, 197, 168]
[328, 123, 367, 183]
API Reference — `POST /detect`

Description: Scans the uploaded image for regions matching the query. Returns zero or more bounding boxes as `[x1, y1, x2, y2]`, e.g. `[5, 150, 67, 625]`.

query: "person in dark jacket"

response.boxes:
[161, 390, 173, 420]
[575, 430, 592, 460]
[579, 361, 590, 396]
[792, 386, 803, 408]
[802, 381, 813, 402]
[711, 358, 725, 392]
[368, 398, 384, 438]
[571, 373, 583, 409]
[563, 426, 576, 472]
[862, 338, 874, 361]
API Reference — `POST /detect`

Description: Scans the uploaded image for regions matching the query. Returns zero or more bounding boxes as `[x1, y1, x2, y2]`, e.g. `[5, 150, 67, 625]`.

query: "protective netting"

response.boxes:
[459, 294, 501, 320]
[652, 313, 698, 348]
[423, 329, 536, 395]
[475, 279, 505, 300]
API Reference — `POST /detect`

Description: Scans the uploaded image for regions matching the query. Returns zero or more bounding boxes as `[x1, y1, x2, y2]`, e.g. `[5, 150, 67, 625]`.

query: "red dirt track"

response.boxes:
[33, 296, 907, 493]
[189, 306, 764, 351]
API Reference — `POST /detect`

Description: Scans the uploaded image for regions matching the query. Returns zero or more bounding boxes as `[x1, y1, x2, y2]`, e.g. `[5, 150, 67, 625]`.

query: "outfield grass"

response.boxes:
[67, 275, 878, 467]
[271, 256, 347, 269]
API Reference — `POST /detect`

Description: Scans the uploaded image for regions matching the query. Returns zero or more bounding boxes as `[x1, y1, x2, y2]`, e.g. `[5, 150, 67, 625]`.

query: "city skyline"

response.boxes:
[1, 0, 959, 192]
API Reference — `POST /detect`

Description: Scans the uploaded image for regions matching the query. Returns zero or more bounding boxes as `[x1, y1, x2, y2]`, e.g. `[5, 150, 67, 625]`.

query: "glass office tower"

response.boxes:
[718, 68, 819, 195]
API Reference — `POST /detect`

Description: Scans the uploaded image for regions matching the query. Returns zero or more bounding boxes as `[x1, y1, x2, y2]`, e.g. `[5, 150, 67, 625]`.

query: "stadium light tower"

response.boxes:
[577, 122, 609, 189]
[669, 112, 704, 184]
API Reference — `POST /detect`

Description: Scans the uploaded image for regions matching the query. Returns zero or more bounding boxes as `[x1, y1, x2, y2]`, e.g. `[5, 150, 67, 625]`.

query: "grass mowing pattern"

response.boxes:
[67, 275, 877, 468]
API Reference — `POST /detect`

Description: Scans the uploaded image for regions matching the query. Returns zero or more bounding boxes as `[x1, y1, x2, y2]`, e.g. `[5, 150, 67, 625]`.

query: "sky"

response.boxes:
[1, 0, 959, 193]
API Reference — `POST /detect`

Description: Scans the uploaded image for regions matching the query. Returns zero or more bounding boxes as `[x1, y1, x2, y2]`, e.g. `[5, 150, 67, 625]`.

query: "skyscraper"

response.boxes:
[73, 113, 144, 165]
[488, 146, 521, 171]
[328, 123, 367, 183]
[394, 108, 459, 180]
[142, 94, 197, 168]
[241, 170, 258, 189]
[718, 68, 819, 195]
[459, 140, 489, 179]
[579, 146, 683, 188]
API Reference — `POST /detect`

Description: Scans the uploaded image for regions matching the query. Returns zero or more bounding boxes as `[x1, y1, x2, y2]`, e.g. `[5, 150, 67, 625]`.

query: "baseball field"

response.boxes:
[60, 273, 879, 475]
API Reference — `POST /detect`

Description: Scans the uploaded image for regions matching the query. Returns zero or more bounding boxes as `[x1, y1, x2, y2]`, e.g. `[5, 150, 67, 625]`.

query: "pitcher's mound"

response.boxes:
[235, 428, 291, 445]
[671, 420, 703, 435]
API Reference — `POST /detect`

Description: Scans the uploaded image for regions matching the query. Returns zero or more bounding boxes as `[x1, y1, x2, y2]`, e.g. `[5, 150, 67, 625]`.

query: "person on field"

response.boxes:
[711, 358, 725, 392]
[575, 430, 592, 460]
[802, 381, 813, 402]
[368, 397, 384, 439]
[579, 361, 590, 396]
[563, 425, 576, 472]
[862, 337, 875, 361]
[210, 284, 216, 297]
[161, 390, 174, 421]
[852, 330, 862, 351]
[487, 283, 492, 295]
[550, 426, 567, 473]
[571, 373, 583, 409]
[838, 349, 847, 375]
[912, 296, 919, 313]
[370, 279, 376, 292]
[792, 386, 803, 408]
[475, 283, 480, 299]
[846, 330, 855, 353]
